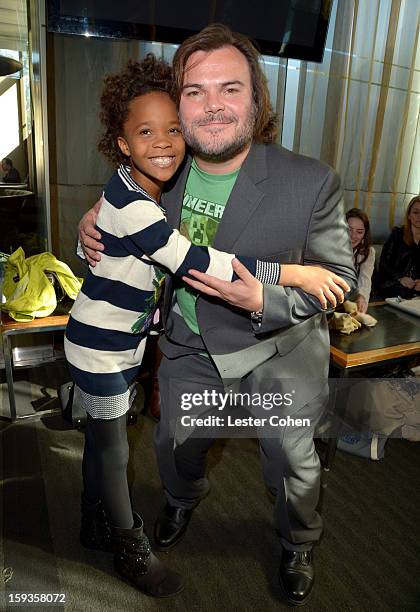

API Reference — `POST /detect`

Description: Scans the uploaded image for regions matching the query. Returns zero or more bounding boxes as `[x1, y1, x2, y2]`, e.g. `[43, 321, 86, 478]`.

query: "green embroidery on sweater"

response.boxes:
[131, 267, 165, 334]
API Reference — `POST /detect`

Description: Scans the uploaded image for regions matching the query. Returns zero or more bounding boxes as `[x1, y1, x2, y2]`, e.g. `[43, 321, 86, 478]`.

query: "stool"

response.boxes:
[1, 312, 69, 421]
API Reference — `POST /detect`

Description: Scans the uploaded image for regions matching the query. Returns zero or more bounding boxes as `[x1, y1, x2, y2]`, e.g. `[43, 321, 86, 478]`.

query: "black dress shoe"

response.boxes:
[278, 548, 314, 606]
[154, 503, 194, 551]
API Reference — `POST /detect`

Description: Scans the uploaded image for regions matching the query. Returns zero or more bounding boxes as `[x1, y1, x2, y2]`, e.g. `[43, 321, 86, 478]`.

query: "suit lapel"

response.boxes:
[213, 144, 268, 251]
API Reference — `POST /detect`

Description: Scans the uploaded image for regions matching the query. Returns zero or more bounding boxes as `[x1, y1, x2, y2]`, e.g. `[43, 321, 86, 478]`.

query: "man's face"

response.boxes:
[1, 160, 7, 172]
[178, 46, 256, 162]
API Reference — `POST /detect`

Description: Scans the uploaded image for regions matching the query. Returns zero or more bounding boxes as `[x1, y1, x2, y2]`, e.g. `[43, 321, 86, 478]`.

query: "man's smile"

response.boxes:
[200, 122, 232, 128]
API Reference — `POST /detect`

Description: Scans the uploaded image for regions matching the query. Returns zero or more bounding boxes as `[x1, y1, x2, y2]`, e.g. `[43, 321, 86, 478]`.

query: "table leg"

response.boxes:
[3, 334, 17, 420]
[323, 438, 338, 471]
[324, 367, 349, 471]
[322, 376, 338, 473]
[320, 366, 350, 508]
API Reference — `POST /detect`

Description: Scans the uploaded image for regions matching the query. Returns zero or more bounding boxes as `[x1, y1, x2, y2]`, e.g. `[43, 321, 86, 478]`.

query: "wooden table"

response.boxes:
[0, 183, 28, 190]
[1, 312, 69, 420]
[329, 303, 420, 373]
[324, 303, 420, 469]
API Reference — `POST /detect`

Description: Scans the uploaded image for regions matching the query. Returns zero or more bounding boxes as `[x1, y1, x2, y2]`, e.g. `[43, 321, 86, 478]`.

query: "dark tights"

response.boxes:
[82, 413, 133, 528]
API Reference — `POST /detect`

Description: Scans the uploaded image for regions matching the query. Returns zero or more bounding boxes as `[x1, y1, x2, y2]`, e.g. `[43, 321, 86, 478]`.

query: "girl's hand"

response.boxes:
[280, 264, 350, 310]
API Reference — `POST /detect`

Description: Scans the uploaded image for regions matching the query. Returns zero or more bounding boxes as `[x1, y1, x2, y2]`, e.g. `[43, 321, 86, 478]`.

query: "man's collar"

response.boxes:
[189, 142, 268, 185]
[161, 142, 271, 230]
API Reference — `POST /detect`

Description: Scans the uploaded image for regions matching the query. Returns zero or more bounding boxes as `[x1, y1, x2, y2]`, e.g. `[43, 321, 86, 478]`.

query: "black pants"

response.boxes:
[155, 353, 327, 551]
[82, 413, 133, 528]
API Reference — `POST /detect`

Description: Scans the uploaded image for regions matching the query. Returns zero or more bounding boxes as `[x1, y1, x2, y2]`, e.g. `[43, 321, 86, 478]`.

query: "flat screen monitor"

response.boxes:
[47, 0, 332, 63]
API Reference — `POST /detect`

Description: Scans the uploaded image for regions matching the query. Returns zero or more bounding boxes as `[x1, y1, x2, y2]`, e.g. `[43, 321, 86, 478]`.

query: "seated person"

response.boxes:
[377, 196, 420, 299]
[1, 157, 21, 183]
[346, 208, 375, 313]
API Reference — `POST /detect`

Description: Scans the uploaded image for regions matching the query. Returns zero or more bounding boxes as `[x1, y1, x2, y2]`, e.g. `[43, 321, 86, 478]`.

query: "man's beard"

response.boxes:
[180, 105, 256, 163]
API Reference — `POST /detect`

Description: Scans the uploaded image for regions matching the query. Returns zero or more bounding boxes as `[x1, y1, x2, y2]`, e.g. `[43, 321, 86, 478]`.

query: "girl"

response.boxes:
[346, 208, 375, 313]
[65, 55, 349, 598]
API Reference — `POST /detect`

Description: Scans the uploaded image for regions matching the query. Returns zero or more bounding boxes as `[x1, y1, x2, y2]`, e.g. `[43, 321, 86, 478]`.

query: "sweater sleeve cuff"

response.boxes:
[230, 257, 280, 285]
[254, 261, 280, 284]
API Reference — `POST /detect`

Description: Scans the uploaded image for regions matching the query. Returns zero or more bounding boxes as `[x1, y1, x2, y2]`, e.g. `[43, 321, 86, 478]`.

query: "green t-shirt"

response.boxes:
[175, 159, 240, 334]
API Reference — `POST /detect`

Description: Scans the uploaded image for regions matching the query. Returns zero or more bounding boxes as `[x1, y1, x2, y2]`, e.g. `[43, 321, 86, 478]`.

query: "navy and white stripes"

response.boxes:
[65, 165, 280, 416]
[256, 260, 281, 286]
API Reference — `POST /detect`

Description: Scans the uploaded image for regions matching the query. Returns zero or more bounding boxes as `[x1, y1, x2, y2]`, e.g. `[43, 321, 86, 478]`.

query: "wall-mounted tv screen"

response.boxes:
[47, 0, 332, 63]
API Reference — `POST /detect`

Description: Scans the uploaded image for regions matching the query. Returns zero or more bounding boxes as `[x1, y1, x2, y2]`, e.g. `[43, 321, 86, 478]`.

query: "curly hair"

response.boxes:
[172, 23, 278, 144]
[98, 54, 174, 165]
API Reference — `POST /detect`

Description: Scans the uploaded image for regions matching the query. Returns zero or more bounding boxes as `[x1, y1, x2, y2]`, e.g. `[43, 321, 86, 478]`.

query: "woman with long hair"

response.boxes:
[346, 208, 375, 313]
[377, 196, 420, 299]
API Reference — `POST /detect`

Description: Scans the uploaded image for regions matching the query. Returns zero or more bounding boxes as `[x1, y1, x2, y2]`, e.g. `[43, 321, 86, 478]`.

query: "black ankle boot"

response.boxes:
[80, 495, 112, 552]
[111, 513, 184, 598]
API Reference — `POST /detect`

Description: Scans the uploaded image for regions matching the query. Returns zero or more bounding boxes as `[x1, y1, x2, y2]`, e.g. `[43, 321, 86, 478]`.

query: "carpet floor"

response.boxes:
[1, 395, 420, 612]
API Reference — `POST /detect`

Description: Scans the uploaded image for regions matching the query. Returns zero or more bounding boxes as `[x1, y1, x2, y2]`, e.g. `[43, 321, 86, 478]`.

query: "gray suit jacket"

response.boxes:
[160, 143, 356, 392]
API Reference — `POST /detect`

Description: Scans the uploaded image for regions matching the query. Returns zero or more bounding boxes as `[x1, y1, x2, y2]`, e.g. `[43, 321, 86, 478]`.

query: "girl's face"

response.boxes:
[347, 216, 366, 249]
[117, 91, 186, 200]
[408, 202, 420, 231]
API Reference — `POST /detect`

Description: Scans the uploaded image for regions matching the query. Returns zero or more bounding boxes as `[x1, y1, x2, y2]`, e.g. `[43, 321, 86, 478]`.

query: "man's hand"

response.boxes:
[414, 279, 420, 292]
[183, 258, 263, 312]
[79, 197, 104, 266]
[399, 276, 415, 289]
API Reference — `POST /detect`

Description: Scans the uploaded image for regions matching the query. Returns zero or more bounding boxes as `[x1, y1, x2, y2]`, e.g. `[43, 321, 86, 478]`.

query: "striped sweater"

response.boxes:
[65, 165, 279, 398]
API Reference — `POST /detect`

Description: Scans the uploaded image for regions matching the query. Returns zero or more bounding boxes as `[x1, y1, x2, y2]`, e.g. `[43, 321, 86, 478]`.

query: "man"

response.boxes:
[1, 157, 21, 183]
[80, 24, 356, 605]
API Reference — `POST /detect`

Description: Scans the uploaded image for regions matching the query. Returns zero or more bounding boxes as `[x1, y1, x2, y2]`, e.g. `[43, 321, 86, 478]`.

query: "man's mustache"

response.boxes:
[194, 114, 238, 126]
